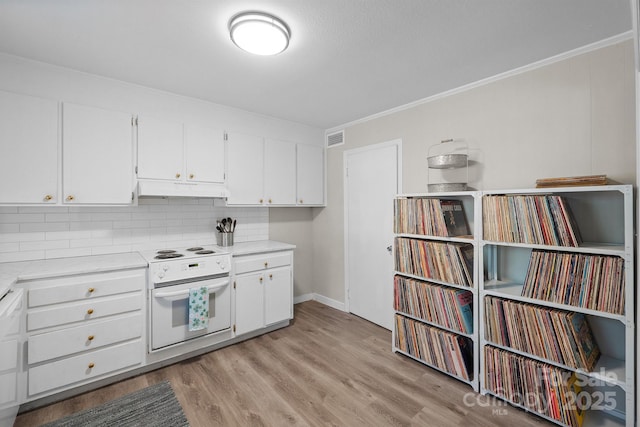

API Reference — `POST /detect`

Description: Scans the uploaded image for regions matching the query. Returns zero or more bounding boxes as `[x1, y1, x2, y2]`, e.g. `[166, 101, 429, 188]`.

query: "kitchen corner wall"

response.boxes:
[312, 38, 636, 305]
[0, 198, 268, 263]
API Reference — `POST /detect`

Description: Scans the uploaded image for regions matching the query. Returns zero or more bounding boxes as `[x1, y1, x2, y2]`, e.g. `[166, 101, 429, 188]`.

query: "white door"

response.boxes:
[345, 140, 400, 330]
[137, 115, 183, 181]
[296, 144, 324, 205]
[264, 267, 293, 325]
[226, 132, 264, 205]
[0, 91, 58, 204]
[184, 124, 225, 183]
[62, 103, 134, 205]
[234, 273, 265, 335]
[264, 138, 296, 205]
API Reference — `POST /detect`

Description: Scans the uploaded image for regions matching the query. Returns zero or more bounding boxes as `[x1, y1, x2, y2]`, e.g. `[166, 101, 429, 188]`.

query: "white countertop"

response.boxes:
[0, 252, 147, 286]
[0, 240, 294, 287]
[220, 240, 296, 256]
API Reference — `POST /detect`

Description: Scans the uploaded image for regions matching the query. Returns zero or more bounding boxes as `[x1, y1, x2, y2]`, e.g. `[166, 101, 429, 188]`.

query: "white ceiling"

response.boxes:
[0, 0, 632, 130]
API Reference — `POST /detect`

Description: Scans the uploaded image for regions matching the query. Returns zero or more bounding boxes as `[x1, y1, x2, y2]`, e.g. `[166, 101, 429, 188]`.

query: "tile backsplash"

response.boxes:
[0, 198, 268, 263]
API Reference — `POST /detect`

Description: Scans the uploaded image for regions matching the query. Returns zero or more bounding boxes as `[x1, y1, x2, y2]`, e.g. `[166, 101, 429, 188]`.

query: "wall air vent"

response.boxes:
[326, 130, 344, 148]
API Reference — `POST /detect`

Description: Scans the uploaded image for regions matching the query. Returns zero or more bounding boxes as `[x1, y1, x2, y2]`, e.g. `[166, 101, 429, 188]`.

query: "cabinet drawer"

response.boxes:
[28, 269, 145, 308]
[0, 339, 18, 372]
[28, 339, 142, 396]
[0, 371, 17, 406]
[28, 312, 142, 364]
[28, 292, 142, 331]
[234, 251, 292, 275]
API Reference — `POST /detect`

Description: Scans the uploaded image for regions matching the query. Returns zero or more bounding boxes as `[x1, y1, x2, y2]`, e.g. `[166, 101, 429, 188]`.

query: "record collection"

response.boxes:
[395, 197, 471, 237]
[394, 237, 474, 287]
[482, 194, 582, 247]
[394, 275, 473, 334]
[395, 314, 473, 381]
[484, 296, 600, 371]
[522, 250, 625, 315]
[485, 346, 584, 427]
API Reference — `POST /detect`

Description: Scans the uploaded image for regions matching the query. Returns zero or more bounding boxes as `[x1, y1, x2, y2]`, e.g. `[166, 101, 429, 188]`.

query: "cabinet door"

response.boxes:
[264, 267, 292, 325]
[62, 103, 134, 204]
[184, 124, 224, 183]
[226, 132, 264, 205]
[137, 115, 183, 181]
[264, 139, 296, 205]
[296, 144, 324, 205]
[0, 91, 58, 204]
[234, 273, 265, 335]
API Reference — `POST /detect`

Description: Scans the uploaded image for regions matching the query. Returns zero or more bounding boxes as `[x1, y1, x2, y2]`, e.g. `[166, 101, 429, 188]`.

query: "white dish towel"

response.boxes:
[188, 287, 209, 331]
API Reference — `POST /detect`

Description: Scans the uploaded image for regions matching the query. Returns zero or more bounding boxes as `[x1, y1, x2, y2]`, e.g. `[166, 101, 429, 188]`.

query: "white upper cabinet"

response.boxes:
[264, 139, 296, 205]
[0, 90, 58, 204]
[296, 144, 324, 206]
[226, 132, 264, 205]
[62, 103, 134, 205]
[227, 133, 321, 207]
[136, 116, 183, 181]
[184, 124, 225, 183]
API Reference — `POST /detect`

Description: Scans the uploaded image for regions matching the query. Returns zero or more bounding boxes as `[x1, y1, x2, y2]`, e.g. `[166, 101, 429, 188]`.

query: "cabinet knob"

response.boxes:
[189, 173, 194, 179]
[299, 199, 303, 204]
[44, 194, 53, 201]
[269, 274, 273, 280]
[87, 308, 94, 315]
[87, 335, 95, 341]
[264, 262, 268, 268]
[259, 198, 263, 203]
[268, 198, 272, 204]
[175, 173, 181, 179]
[88, 362, 95, 369]
[88, 288, 95, 294]
[259, 276, 263, 283]
[66, 195, 74, 201]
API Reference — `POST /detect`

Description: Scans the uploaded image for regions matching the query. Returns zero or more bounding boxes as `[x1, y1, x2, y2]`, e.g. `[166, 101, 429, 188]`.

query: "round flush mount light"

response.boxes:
[229, 12, 290, 56]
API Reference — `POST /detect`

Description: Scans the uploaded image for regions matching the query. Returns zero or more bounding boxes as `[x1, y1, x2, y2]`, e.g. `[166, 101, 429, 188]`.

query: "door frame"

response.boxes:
[343, 139, 402, 314]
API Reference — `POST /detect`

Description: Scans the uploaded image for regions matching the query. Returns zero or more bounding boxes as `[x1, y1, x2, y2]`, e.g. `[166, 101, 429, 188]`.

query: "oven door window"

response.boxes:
[171, 293, 215, 328]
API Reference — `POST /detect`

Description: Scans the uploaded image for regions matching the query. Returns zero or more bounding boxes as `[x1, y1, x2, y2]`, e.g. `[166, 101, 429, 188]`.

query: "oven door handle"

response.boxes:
[154, 282, 229, 300]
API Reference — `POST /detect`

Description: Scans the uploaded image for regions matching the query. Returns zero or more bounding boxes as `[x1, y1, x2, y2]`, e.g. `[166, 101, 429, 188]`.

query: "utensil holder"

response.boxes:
[217, 232, 234, 247]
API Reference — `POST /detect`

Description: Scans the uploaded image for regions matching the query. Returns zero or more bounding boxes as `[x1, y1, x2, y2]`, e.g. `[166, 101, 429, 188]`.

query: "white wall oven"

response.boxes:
[142, 246, 231, 352]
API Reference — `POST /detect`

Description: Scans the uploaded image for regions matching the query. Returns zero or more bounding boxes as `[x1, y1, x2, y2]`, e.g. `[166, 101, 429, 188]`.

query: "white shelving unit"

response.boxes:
[392, 191, 481, 391]
[479, 185, 634, 427]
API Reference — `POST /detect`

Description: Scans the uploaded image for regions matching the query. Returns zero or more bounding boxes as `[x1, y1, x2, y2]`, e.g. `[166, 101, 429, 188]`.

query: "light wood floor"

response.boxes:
[15, 301, 552, 427]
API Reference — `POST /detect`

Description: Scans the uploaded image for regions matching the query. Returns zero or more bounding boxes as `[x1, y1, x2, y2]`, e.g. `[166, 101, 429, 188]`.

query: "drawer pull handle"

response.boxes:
[87, 335, 95, 341]
[264, 262, 268, 268]
[88, 362, 95, 369]
[88, 288, 95, 293]
[259, 277, 263, 283]
[269, 274, 273, 280]
[87, 309, 94, 315]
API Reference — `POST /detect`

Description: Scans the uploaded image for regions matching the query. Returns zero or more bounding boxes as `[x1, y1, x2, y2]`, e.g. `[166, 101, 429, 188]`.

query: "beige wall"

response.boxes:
[269, 207, 315, 297]
[311, 39, 636, 304]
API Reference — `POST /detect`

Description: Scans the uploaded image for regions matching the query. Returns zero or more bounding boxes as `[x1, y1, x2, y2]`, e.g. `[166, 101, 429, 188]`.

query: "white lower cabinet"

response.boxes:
[0, 295, 22, 426]
[22, 269, 146, 398]
[234, 251, 293, 336]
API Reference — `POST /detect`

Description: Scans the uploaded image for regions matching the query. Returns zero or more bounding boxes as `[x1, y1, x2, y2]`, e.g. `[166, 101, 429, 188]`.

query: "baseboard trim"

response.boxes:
[294, 293, 346, 312]
[293, 293, 313, 304]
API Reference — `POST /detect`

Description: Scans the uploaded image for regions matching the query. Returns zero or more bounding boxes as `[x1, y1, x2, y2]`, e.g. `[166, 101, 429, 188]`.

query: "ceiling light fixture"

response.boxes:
[229, 12, 290, 56]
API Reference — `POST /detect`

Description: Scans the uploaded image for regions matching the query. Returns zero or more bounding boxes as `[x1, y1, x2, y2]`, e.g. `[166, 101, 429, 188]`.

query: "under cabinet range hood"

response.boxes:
[137, 180, 228, 198]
